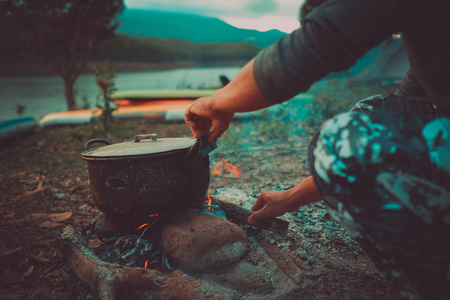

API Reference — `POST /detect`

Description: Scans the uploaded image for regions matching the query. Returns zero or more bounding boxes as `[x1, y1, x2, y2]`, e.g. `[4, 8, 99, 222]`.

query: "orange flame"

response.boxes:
[135, 214, 160, 231]
[136, 223, 149, 230]
[144, 260, 148, 269]
[203, 194, 214, 210]
[211, 158, 241, 178]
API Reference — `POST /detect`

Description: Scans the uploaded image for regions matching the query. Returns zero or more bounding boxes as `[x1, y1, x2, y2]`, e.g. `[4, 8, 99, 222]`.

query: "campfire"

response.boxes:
[54, 133, 397, 299]
[60, 140, 295, 299]
[59, 192, 291, 299]
[91, 193, 267, 271]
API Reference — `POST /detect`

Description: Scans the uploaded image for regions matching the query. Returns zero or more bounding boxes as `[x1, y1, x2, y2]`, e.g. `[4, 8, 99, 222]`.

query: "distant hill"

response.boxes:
[117, 9, 287, 48]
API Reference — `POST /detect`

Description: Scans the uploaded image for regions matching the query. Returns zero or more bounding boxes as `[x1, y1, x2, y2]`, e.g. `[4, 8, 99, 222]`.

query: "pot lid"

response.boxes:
[82, 134, 195, 158]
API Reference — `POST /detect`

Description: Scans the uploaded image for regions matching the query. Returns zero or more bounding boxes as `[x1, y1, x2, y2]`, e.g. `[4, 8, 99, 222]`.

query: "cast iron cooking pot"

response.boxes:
[81, 134, 210, 218]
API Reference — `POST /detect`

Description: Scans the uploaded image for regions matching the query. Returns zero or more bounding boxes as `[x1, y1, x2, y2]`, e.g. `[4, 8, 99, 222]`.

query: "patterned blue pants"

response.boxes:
[309, 95, 450, 299]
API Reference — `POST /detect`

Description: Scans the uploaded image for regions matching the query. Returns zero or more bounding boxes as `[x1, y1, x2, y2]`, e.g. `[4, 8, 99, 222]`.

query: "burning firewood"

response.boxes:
[58, 225, 242, 299]
[58, 225, 165, 300]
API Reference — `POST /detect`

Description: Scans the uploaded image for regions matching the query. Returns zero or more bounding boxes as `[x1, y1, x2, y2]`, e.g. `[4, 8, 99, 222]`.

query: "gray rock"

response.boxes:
[161, 211, 249, 272]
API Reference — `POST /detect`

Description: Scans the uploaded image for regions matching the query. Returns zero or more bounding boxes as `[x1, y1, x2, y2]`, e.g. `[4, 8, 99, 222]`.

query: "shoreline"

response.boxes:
[0, 60, 247, 77]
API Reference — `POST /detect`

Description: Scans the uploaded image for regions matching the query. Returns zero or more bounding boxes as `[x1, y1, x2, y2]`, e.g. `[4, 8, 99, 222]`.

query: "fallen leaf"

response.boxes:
[21, 211, 73, 224]
[22, 187, 45, 197]
[20, 178, 39, 185]
[20, 265, 34, 281]
[39, 221, 65, 228]
[68, 186, 78, 192]
[47, 211, 72, 222]
[29, 254, 50, 264]
[11, 213, 47, 224]
[78, 203, 90, 210]
[0, 247, 24, 257]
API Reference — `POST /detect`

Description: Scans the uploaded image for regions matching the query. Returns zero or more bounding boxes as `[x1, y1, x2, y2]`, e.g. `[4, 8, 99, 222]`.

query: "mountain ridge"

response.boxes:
[117, 9, 288, 48]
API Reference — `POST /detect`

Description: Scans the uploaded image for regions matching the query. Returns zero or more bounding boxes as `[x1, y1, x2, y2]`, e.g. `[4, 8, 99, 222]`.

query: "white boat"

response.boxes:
[0, 117, 38, 143]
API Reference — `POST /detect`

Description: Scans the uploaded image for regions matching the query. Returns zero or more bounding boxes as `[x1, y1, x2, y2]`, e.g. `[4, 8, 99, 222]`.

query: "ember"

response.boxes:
[135, 214, 160, 230]
[211, 158, 241, 178]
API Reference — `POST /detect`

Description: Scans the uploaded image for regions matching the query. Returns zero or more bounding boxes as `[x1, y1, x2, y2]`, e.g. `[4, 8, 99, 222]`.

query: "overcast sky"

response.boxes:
[124, 0, 305, 33]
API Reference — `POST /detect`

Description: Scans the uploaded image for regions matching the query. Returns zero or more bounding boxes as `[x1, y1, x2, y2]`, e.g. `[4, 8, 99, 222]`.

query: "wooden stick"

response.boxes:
[58, 225, 164, 300]
[212, 197, 289, 235]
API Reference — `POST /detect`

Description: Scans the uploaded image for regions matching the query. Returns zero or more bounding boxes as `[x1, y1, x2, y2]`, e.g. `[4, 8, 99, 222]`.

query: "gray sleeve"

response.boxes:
[253, 0, 428, 104]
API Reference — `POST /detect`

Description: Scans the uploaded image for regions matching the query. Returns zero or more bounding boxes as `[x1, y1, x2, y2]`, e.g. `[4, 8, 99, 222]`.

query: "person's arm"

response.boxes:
[248, 176, 322, 224]
[186, 0, 436, 141]
[185, 58, 273, 142]
[253, 0, 434, 104]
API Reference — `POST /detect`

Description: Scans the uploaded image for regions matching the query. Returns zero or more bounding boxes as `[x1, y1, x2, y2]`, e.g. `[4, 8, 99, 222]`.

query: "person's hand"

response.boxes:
[248, 189, 298, 224]
[248, 176, 322, 224]
[184, 59, 272, 142]
[185, 96, 234, 143]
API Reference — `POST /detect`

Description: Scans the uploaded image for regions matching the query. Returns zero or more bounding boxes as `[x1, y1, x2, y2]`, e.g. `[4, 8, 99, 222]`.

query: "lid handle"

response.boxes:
[134, 133, 158, 142]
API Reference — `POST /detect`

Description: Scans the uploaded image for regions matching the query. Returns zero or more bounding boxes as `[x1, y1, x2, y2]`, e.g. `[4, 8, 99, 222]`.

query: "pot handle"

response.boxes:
[85, 139, 112, 150]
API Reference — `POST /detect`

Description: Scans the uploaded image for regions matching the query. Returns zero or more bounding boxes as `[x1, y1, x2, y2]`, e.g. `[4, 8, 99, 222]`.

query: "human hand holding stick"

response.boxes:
[248, 176, 322, 224]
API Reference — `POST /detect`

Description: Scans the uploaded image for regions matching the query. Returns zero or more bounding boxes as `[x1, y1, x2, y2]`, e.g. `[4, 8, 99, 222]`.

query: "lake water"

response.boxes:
[0, 67, 241, 121]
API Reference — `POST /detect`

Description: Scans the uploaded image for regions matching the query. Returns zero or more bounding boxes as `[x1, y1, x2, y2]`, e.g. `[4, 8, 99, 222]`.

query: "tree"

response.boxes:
[1, 0, 125, 110]
[92, 60, 117, 133]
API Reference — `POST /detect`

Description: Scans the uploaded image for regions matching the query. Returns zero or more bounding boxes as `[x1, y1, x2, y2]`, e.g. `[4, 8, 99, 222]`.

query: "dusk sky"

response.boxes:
[124, 0, 304, 33]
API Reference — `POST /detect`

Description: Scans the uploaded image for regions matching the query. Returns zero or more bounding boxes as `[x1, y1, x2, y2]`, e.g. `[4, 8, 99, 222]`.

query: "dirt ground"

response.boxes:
[0, 116, 400, 299]
[201, 128, 400, 299]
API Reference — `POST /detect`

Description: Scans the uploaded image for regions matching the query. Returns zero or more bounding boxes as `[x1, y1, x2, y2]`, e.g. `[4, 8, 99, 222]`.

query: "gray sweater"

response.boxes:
[254, 0, 450, 112]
